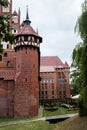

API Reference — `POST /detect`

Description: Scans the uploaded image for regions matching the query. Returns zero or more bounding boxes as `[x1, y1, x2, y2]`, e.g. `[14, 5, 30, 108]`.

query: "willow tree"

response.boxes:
[0, 0, 14, 53]
[72, 0, 87, 116]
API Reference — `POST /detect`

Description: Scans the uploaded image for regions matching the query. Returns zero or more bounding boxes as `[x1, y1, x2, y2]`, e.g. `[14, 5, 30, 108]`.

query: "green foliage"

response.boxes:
[71, 43, 83, 94]
[0, 1, 14, 53]
[43, 107, 78, 117]
[75, 11, 87, 41]
[0, 121, 56, 130]
[40, 99, 59, 110]
[0, 0, 8, 7]
[71, 0, 87, 116]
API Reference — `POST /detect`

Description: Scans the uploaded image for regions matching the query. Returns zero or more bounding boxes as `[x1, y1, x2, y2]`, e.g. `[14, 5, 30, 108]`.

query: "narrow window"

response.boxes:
[7, 44, 9, 49]
[0, 55, 2, 61]
[7, 61, 11, 67]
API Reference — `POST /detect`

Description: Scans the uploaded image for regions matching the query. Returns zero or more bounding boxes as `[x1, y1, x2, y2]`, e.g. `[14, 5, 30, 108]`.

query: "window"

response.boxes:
[2, 5, 10, 12]
[42, 91, 44, 95]
[52, 86, 54, 89]
[58, 78, 66, 83]
[0, 55, 2, 61]
[12, 16, 18, 23]
[63, 91, 66, 98]
[7, 44, 9, 49]
[12, 26, 18, 34]
[14, 29, 16, 33]
[45, 91, 47, 95]
[52, 91, 54, 95]
[7, 61, 11, 67]
[4, 52, 7, 57]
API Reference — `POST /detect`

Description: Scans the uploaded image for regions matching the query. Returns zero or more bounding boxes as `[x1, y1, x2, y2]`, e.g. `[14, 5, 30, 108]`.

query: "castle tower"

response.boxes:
[0, 0, 21, 50]
[14, 7, 42, 117]
[11, 8, 20, 34]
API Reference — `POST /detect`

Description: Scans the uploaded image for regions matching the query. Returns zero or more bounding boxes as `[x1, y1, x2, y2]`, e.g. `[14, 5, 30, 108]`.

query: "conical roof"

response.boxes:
[17, 6, 42, 39]
[18, 25, 39, 37]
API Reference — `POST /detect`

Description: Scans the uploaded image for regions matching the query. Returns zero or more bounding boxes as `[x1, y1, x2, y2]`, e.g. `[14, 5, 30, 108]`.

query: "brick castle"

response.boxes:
[0, 1, 42, 117]
[0, 0, 71, 117]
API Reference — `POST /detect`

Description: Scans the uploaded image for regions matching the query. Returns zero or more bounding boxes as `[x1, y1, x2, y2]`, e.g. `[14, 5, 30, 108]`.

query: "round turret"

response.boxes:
[14, 7, 42, 50]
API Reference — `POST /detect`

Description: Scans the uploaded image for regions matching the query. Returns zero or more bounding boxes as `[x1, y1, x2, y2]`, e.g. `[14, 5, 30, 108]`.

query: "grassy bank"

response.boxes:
[0, 121, 56, 130]
[43, 107, 78, 116]
[0, 107, 81, 130]
[55, 115, 87, 130]
[0, 115, 87, 130]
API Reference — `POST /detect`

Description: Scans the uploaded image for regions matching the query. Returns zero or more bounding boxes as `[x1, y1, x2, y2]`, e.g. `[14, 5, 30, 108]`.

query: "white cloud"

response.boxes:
[13, 0, 83, 65]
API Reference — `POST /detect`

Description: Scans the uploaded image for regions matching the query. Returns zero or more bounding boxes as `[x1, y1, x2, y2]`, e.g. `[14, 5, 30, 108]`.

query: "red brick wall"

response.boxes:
[40, 72, 57, 100]
[40, 67, 71, 100]
[14, 47, 39, 117]
[0, 80, 7, 117]
[0, 79, 14, 117]
[7, 81, 14, 117]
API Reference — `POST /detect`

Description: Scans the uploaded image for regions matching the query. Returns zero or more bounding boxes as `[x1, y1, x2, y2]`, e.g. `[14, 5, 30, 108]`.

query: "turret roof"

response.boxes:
[18, 25, 39, 37]
[17, 6, 41, 38]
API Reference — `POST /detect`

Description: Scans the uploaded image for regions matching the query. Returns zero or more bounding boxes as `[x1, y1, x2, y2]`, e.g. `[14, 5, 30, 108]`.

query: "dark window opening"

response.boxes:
[25, 78, 27, 82]
[7, 44, 9, 49]
[52, 91, 54, 95]
[7, 61, 11, 67]
[0, 55, 2, 61]
[14, 29, 16, 33]
[4, 52, 7, 57]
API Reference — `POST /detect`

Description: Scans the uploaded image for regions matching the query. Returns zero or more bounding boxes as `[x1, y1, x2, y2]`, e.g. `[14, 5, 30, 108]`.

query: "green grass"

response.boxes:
[55, 115, 87, 130]
[0, 121, 56, 130]
[43, 107, 78, 117]
[0, 107, 79, 130]
[0, 116, 38, 123]
[0, 115, 87, 130]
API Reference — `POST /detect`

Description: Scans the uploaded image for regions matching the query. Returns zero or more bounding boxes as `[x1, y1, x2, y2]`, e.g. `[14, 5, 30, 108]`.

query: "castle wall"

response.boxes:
[0, 79, 14, 117]
[14, 47, 40, 117]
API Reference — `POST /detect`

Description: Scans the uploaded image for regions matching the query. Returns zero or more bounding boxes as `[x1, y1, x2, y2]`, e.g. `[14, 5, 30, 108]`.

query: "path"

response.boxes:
[0, 113, 78, 127]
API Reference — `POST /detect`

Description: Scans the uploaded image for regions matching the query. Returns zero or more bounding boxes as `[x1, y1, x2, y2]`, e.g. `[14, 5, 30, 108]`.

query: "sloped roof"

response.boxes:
[40, 56, 64, 67]
[0, 69, 15, 80]
[18, 25, 39, 36]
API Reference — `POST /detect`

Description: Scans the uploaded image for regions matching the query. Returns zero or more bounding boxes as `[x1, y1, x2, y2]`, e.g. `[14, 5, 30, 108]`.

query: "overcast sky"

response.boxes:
[13, 0, 83, 65]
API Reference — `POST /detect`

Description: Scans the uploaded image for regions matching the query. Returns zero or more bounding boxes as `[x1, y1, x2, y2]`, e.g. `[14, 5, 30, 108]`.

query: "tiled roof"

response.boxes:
[40, 56, 64, 67]
[0, 69, 15, 80]
[18, 25, 39, 37]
